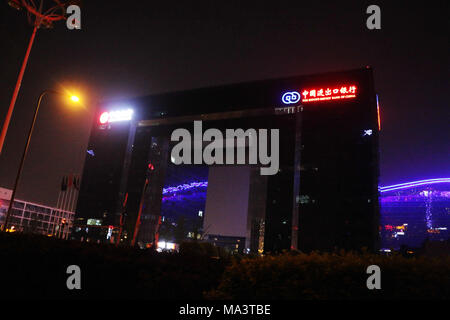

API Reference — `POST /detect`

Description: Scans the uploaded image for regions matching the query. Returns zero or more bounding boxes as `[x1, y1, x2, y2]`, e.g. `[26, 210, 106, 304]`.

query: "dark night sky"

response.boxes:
[0, 1, 448, 207]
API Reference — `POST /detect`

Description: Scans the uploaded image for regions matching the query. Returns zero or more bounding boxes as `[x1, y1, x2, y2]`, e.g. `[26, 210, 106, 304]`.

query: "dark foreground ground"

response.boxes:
[0, 233, 449, 299]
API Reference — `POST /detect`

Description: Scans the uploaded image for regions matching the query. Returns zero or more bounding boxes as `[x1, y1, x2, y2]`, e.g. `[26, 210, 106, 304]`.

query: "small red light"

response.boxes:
[99, 112, 109, 124]
[148, 163, 154, 171]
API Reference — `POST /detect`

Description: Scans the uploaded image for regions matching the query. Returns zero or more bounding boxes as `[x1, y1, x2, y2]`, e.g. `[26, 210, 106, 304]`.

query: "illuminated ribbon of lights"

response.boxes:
[162, 181, 208, 195]
[162, 178, 450, 196]
[379, 178, 450, 193]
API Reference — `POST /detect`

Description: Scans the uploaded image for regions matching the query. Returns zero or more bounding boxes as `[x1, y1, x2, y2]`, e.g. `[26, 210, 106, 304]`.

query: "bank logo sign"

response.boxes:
[282, 84, 357, 104]
[282, 91, 301, 104]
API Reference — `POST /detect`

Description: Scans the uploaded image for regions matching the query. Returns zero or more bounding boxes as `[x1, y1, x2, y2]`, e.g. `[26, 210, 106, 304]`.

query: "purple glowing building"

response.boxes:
[379, 178, 450, 250]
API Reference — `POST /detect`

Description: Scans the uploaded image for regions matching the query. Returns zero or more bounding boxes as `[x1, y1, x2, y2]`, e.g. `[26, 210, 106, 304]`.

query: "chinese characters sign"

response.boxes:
[282, 85, 358, 104]
[301, 85, 357, 103]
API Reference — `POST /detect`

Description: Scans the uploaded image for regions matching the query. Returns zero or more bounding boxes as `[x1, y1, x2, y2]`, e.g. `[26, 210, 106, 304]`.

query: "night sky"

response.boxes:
[0, 1, 448, 207]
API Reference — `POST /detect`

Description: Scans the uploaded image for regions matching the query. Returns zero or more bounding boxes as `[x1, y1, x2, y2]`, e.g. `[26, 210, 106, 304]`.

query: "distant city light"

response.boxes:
[106, 226, 113, 240]
[87, 219, 102, 226]
[157, 241, 175, 251]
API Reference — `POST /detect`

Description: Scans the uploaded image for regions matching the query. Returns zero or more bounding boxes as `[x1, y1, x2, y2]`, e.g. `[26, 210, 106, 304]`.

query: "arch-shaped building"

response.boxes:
[73, 68, 380, 253]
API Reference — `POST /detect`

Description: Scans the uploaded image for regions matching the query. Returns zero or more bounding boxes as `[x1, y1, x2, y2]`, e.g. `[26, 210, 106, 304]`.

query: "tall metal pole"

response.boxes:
[49, 190, 62, 235]
[2, 90, 61, 231]
[52, 186, 63, 235]
[131, 179, 149, 246]
[58, 185, 69, 239]
[0, 24, 38, 154]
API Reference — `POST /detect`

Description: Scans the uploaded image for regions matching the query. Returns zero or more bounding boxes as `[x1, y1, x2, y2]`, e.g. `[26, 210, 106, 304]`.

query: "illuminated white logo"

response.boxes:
[99, 109, 133, 124]
[282, 91, 301, 104]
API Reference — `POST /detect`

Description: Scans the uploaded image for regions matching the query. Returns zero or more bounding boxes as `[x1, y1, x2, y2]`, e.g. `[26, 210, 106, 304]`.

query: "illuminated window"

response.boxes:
[87, 218, 102, 226]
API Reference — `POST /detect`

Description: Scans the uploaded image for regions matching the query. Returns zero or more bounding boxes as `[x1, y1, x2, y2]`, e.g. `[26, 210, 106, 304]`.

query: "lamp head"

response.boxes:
[70, 95, 80, 103]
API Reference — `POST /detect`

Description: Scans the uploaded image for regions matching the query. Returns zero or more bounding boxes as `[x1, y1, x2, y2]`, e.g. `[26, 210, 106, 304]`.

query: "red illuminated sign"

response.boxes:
[301, 85, 357, 103]
[99, 112, 109, 124]
[99, 109, 133, 124]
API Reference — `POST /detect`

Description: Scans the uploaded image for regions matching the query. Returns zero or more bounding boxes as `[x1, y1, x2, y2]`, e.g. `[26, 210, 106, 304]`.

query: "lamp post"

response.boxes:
[1, 90, 80, 232]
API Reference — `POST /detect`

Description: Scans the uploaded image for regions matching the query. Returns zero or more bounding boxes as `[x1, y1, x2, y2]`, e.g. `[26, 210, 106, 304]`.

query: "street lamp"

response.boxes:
[1, 89, 80, 232]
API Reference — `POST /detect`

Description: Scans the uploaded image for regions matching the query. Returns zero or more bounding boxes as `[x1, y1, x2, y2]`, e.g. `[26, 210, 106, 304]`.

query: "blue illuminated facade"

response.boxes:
[379, 178, 450, 250]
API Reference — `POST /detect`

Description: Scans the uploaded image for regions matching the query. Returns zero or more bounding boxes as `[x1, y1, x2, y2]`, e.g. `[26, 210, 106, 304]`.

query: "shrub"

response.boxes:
[0, 233, 228, 299]
[205, 251, 450, 300]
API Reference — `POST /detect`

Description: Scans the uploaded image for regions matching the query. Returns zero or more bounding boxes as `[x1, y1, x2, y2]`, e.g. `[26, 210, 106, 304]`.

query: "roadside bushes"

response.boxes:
[179, 240, 231, 260]
[1, 233, 449, 300]
[0, 233, 227, 299]
[206, 250, 450, 300]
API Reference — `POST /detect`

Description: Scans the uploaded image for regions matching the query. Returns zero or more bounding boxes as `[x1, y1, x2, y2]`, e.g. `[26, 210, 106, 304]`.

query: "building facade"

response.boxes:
[0, 187, 74, 239]
[73, 67, 380, 253]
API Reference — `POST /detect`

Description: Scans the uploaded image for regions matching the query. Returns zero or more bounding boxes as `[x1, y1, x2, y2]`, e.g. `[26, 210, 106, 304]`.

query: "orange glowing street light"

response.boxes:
[1, 89, 81, 232]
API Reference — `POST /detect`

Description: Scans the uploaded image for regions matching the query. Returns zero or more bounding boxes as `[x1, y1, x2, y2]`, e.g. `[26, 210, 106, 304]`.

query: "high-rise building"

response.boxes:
[73, 67, 380, 252]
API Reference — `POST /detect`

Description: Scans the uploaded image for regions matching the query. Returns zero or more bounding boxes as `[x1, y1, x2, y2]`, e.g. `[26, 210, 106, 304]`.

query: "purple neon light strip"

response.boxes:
[162, 181, 208, 195]
[379, 178, 450, 191]
[162, 178, 450, 196]
[379, 178, 450, 189]
[379, 178, 450, 193]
